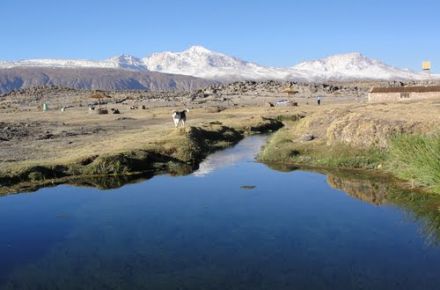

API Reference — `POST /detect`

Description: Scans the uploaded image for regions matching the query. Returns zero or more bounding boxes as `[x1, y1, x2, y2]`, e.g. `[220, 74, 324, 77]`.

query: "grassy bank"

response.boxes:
[0, 117, 283, 194]
[2, 99, 439, 195]
[258, 122, 440, 194]
[258, 124, 386, 170]
[387, 134, 440, 193]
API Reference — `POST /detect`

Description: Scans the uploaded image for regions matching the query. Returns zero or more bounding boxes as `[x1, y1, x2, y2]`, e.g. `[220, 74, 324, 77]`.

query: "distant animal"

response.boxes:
[172, 109, 189, 128]
[110, 108, 120, 114]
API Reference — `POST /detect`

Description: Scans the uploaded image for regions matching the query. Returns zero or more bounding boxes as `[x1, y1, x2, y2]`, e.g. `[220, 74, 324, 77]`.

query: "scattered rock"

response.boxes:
[265, 102, 274, 107]
[60, 131, 78, 137]
[37, 133, 54, 140]
[205, 106, 225, 113]
[301, 134, 315, 141]
[116, 117, 136, 121]
[96, 108, 108, 115]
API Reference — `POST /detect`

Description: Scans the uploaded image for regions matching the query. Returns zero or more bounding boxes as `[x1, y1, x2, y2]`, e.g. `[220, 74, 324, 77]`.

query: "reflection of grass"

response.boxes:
[388, 134, 440, 194]
[330, 170, 440, 245]
[388, 189, 440, 245]
[299, 168, 440, 245]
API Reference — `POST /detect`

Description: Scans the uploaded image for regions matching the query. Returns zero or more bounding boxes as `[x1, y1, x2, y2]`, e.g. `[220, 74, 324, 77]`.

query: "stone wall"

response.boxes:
[368, 91, 440, 103]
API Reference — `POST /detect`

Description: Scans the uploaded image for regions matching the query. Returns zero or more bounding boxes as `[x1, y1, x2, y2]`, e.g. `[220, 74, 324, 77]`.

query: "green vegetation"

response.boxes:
[388, 134, 440, 193]
[259, 123, 440, 194]
[258, 126, 386, 170]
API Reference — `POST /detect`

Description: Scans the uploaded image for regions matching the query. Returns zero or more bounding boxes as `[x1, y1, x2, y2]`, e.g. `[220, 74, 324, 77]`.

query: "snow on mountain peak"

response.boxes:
[143, 46, 256, 79]
[106, 54, 147, 70]
[0, 54, 149, 71]
[292, 52, 424, 80]
[294, 52, 375, 71]
[143, 47, 425, 81]
[186, 45, 212, 54]
[108, 54, 142, 63]
[0, 46, 433, 81]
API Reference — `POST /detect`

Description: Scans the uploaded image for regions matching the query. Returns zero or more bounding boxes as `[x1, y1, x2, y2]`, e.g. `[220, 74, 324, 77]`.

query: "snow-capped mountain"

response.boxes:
[143, 47, 428, 81]
[292, 52, 425, 81]
[0, 55, 148, 71]
[0, 46, 433, 81]
[143, 45, 292, 80]
[104, 54, 147, 71]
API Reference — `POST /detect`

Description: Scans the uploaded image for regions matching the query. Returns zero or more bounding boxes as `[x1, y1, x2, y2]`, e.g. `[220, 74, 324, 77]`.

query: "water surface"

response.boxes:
[1, 136, 440, 290]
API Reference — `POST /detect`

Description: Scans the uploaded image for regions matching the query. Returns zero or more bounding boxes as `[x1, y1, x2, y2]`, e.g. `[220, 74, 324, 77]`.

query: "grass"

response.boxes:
[261, 131, 440, 197]
[388, 134, 440, 193]
[259, 128, 440, 194]
[0, 106, 287, 175]
[2, 98, 439, 195]
[0, 114, 283, 194]
[258, 126, 386, 170]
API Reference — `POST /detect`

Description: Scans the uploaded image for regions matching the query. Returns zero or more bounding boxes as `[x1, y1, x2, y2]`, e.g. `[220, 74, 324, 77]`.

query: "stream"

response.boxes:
[1, 135, 440, 289]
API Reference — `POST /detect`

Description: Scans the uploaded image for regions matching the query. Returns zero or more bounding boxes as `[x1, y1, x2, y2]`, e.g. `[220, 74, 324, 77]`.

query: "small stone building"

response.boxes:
[368, 86, 440, 103]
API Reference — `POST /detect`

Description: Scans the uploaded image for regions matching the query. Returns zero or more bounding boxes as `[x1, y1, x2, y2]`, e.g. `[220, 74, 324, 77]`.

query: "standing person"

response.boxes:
[317, 96, 321, 105]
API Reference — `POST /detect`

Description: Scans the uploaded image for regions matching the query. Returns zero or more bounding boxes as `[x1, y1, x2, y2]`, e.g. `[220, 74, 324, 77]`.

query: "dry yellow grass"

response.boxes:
[2, 98, 439, 190]
[0, 105, 294, 177]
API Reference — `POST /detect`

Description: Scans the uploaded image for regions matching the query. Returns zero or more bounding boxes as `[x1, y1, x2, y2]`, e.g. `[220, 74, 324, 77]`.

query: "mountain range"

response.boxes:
[143, 46, 431, 81]
[0, 68, 213, 94]
[0, 46, 435, 94]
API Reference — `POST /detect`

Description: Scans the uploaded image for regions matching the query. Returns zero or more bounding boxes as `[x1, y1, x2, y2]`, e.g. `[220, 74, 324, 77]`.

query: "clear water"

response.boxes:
[1, 136, 440, 290]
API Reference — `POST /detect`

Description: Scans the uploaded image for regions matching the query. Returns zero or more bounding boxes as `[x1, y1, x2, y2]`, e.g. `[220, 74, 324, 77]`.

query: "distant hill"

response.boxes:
[0, 67, 214, 94]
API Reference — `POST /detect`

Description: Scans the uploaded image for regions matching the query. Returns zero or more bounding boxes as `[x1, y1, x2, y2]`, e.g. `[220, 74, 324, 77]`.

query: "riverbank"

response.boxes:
[1, 93, 439, 195]
[0, 106, 285, 194]
[258, 99, 440, 193]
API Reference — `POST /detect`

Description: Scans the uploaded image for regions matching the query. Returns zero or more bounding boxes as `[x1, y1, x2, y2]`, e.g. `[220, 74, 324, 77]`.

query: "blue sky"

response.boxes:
[2, 0, 439, 72]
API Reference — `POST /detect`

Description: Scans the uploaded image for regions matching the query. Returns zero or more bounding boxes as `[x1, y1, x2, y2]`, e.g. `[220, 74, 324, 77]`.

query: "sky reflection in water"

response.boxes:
[1, 136, 440, 290]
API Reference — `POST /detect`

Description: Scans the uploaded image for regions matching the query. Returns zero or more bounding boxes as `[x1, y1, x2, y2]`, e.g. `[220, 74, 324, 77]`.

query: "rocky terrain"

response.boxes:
[1, 79, 440, 194]
[190, 79, 440, 105]
[3, 79, 439, 113]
